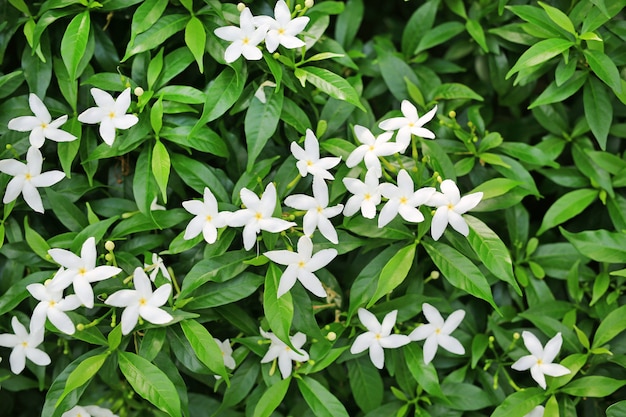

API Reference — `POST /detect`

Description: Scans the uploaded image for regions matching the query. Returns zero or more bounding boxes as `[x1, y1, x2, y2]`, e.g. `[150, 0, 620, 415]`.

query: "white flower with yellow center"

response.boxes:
[260, 329, 309, 379]
[48, 237, 122, 308]
[264, 235, 337, 298]
[8, 94, 77, 148]
[0, 316, 50, 375]
[512, 331, 571, 390]
[27, 279, 81, 335]
[214, 7, 269, 63]
[253, 0, 310, 53]
[427, 179, 483, 240]
[0, 146, 65, 213]
[378, 169, 435, 228]
[343, 170, 381, 219]
[77, 88, 138, 146]
[182, 187, 231, 244]
[290, 129, 341, 182]
[105, 267, 173, 335]
[345, 125, 402, 178]
[408, 303, 465, 365]
[350, 308, 410, 369]
[379, 101, 437, 152]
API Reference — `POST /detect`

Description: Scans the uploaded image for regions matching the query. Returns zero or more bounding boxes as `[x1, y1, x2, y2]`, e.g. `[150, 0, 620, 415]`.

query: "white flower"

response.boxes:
[343, 170, 381, 219]
[150, 197, 166, 211]
[77, 88, 138, 146]
[8, 94, 77, 148]
[290, 129, 341, 182]
[511, 331, 571, 390]
[264, 235, 336, 298]
[61, 405, 119, 417]
[254, 0, 309, 53]
[427, 179, 483, 240]
[345, 125, 402, 178]
[378, 169, 435, 228]
[214, 7, 268, 63]
[48, 237, 122, 308]
[144, 253, 171, 282]
[228, 183, 296, 251]
[408, 303, 465, 365]
[0, 316, 50, 374]
[284, 178, 343, 244]
[27, 280, 81, 335]
[524, 406, 545, 417]
[350, 309, 410, 369]
[260, 329, 309, 379]
[182, 187, 231, 244]
[216, 338, 236, 370]
[379, 101, 437, 152]
[0, 146, 65, 213]
[104, 267, 173, 335]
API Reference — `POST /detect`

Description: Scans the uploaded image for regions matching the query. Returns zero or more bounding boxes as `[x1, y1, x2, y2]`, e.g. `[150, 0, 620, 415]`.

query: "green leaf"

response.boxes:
[402, 0, 439, 55]
[193, 63, 245, 132]
[561, 228, 626, 263]
[123, 14, 188, 61]
[415, 21, 465, 54]
[422, 241, 498, 311]
[367, 243, 416, 307]
[506, 38, 574, 79]
[118, 351, 181, 417]
[183, 272, 263, 310]
[147, 48, 164, 91]
[253, 378, 291, 417]
[185, 16, 205, 73]
[150, 98, 163, 136]
[294, 66, 365, 111]
[180, 319, 229, 382]
[584, 76, 612, 150]
[538, 2, 576, 34]
[432, 82, 484, 101]
[44, 189, 88, 232]
[56, 353, 107, 407]
[60, 10, 90, 80]
[490, 388, 546, 417]
[245, 87, 283, 172]
[347, 357, 383, 413]
[465, 215, 521, 295]
[178, 250, 251, 298]
[264, 263, 295, 349]
[537, 189, 598, 235]
[297, 376, 350, 417]
[465, 19, 489, 52]
[334, 0, 363, 48]
[442, 382, 495, 410]
[561, 376, 626, 397]
[404, 343, 447, 400]
[170, 153, 229, 203]
[131, 0, 168, 37]
[133, 145, 158, 219]
[607, 401, 626, 417]
[24, 217, 51, 261]
[529, 71, 587, 108]
[593, 304, 626, 348]
[152, 139, 170, 203]
[162, 125, 227, 157]
[158, 85, 205, 104]
[583, 49, 622, 93]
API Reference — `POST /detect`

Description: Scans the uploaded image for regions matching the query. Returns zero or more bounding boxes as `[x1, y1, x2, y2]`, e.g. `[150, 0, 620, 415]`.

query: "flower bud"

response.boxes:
[6, 144, 11, 150]
[105, 253, 114, 262]
[237, 2, 246, 12]
[76, 323, 85, 331]
[448, 110, 456, 118]
[429, 270, 440, 280]
[272, 52, 280, 59]
[513, 332, 520, 340]
[134, 86, 144, 97]
[436, 175, 442, 183]
[295, 4, 302, 11]
[326, 331, 337, 341]
[305, 0, 314, 8]
[105, 240, 115, 251]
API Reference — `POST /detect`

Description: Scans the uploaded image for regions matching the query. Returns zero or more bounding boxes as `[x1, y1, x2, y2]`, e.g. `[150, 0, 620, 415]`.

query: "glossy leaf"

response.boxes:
[56, 353, 107, 407]
[294, 66, 365, 111]
[537, 189, 598, 235]
[245, 87, 283, 172]
[583, 76, 612, 150]
[297, 376, 350, 417]
[367, 242, 416, 307]
[561, 228, 626, 263]
[185, 16, 205, 73]
[264, 263, 295, 349]
[252, 378, 291, 417]
[60, 11, 90, 81]
[506, 38, 574, 79]
[180, 319, 229, 382]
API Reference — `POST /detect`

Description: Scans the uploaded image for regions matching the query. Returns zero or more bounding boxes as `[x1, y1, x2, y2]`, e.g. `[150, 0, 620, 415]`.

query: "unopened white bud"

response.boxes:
[105, 241, 115, 251]
[134, 86, 144, 97]
[237, 2, 246, 12]
[305, 0, 314, 8]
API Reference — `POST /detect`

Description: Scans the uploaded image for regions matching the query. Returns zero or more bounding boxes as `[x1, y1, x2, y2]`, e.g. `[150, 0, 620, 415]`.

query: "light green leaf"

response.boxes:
[584, 75, 613, 150]
[123, 14, 188, 61]
[24, 217, 51, 261]
[56, 353, 107, 407]
[506, 38, 574, 79]
[465, 19, 489, 52]
[607, 401, 626, 417]
[131, 0, 168, 37]
[297, 376, 350, 417]
[592, 304, 626, 348]
[422, 241, 498, 311]
[415, 21, 465, 55]
[367, 243, 416, 307]
[60, 10, 90, 81]
[561, 228, 626, 263]
[347, 357, 383, 413]
[253, 378, 291, 417]
[118, 351, 181, 417]
[245, 87, 283, 172]
[432, 82, 483, 101]
[538, 2, 576, 35]
[180, 319, 229, 382]
[537, 189, 598, 235]
[294, 66, 365, 111]
[152, 139, 170, 203]
[561, 376, 626, 397]
[529, 71, 587, 108]
[185, 16, 205, 73]
[264, 263, 295, 349]
[150, 98, 163, 136]
[404, 343, 447, 400]
[583, 49, 622, 93]
[490, 388, 546, 417]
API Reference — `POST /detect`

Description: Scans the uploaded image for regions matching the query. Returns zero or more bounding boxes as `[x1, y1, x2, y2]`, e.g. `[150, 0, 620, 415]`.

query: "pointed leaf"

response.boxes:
[368, 243, 416, 307]
[253, 378, 291, 417]
[297, 376, 350, 417]
[537, 189, 598, 235]
[60, 10, 90, 80]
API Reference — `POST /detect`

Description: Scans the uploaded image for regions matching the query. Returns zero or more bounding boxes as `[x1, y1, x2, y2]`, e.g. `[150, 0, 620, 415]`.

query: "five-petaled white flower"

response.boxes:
[0, 146, 65, 213]
[144, 253, 171, 282]
[264, 235, 336, 298]
[511, 331, 571, 390]
[61, 405, 119, 417]
[343, 170, 381, 219]
[408, 303, 465, 365]
[228, 183, 296, 251]
[182, 187, 231, 244]
[254, 0, 309, 53]
[0, 316, 50, 374]
[427, 179, 483, 240]
[48, 237, 122, 308]
[291, 129, 341, 182]
[27, 279, 81, 335]
[378, 169, 435, 228]
[216, 338, 236, 371]
[8, 94, 77, 148]
[78, 88, 138, 146]
[260, 328, 309, 379]
[105, 267, 173, 336]
[214, 7, 269, 63]
[379, 101, 437, 152]
[345, 125, 402, 178]
[350, 308, 410, 369]
[284, 178, 343, 244]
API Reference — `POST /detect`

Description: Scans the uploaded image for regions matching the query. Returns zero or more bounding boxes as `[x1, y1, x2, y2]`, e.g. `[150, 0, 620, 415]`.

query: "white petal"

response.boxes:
[30, 170, 65, 187]
[74, 278, 95, 308]
[440, 180, 461, 204]
[357, 308, 381, 333]
[422, 303, 444, 327]
[379, 334, 410, 349]
[455, 192, 483, 213]
[9, 347, 26, 374]
[511, 355, 536, 371]
[140, 305, 173, 324]
[408, 324, 435, 341]
[277, 265, 298, 297]
[21, 183, 44, 213]
[29, 94, 51, 122]
[90, 88, 115, 108]
[351, 332, 375, 354]
[530, 364, 547, 389]
[115, 88, 132, 114]
[441, 309, 465, 334]
[120, 305, 140, 335]
[25, 347, 50, 366]
[296, 269, 326, 297]
[47, 309, 75, 335]
[368, 341, 385, 369]
[3, 177, 25, 204]
[99, 119, 117, 146]
[430, 206, 449, 240]
[277, 351, 293, 379]
[306, 248, 336, 271]
[183, 216, 204, 240]
[542, 333, 563, 364]
[521, 331, 544, 358]
[380, 310, 398, 336]
[540, 363, 570, 378]
[438, 334, 465, 355]
[113, 114, 138, 130]
[422, 334, 439, 364]
[78, 107, 106, 124]
[401, 100, 418, 121]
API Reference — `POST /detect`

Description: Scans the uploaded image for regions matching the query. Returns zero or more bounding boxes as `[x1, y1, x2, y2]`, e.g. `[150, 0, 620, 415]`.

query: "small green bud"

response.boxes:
[105, 253, 114, 262]
[448, 110, 456, 118]
[326, 331, 337, 341]
[430, 270, 440, 280]
[76, 323, 85, 331]
[513, 332, 520, 340]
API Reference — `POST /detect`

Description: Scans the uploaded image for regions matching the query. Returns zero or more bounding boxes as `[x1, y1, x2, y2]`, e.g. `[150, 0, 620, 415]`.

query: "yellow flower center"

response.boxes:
[364, 193, 371, 201]
[447, 203, 454, 210]
[435, 328, 441, 334]
[22, 341, 28, 347]
[306, 160, 313, 166]
[139, 297, 147, 306]
[399, 196, 407, 205]
[375, 333, 381, 340]
[108, 111, 116, 119]
[49, 300, 56, 308]
[278, 28, 285, 35]
[285, 346, 291, 351]
[537, 359, 543, 365]
[25, 173, 32, 181]
[408, 122, 414, 127]
[316, 206, 323, 213]
[242, 37, 250, 45]
[298, 260, 306, 268]
[78, 267, 87, 276]
[255, 212, 263, 220]
[206, 215, 213, 222]
[41, 122, 48, 129]
[368, 145, 375, 151]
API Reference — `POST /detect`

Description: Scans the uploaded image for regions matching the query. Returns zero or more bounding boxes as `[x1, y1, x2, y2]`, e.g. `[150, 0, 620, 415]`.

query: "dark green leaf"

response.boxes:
[297, 376, 350, 417]
[60, 11, 90, 80]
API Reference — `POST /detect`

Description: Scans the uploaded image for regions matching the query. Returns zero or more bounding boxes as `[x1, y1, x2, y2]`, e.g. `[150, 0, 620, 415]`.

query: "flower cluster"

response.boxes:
[214, 1, 310, 63]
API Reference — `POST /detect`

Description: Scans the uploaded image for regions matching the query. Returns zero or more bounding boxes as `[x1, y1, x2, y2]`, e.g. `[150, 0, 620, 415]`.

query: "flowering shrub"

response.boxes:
[0, 0, 625, 416]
